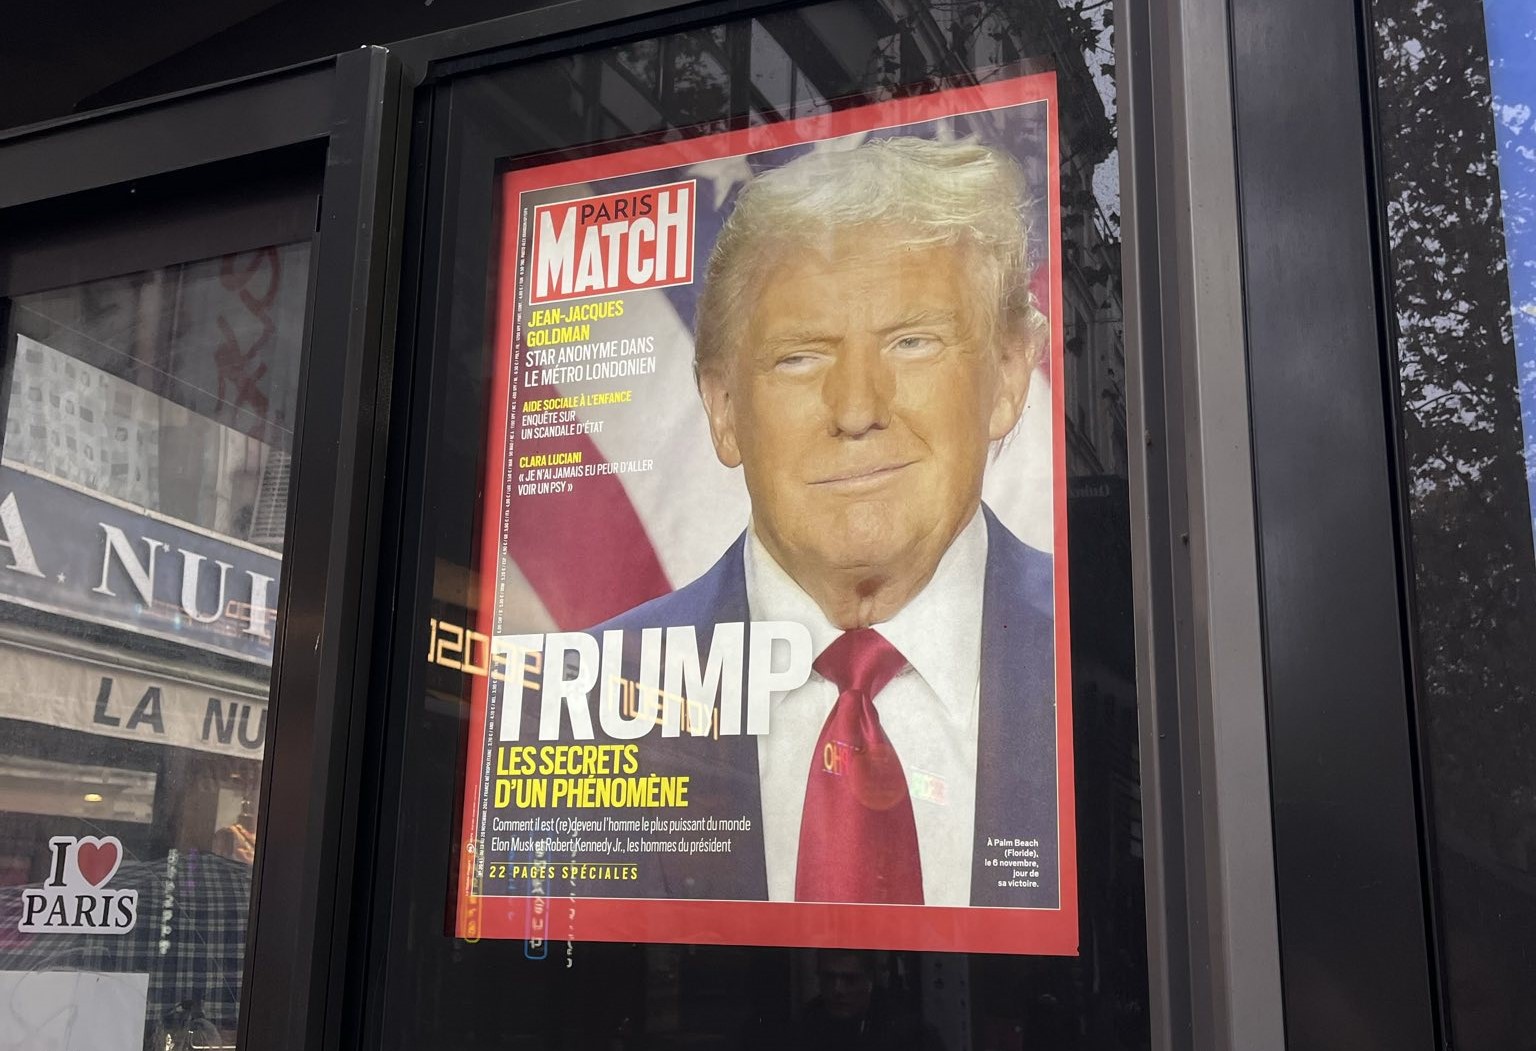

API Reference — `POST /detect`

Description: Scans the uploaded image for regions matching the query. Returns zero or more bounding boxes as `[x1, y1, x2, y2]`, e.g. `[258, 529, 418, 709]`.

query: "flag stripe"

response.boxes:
[505, 382, 672, 629]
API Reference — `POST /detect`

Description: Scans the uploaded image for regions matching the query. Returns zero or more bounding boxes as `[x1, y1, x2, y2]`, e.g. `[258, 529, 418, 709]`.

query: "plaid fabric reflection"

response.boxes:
[0, 849, 251, 1035]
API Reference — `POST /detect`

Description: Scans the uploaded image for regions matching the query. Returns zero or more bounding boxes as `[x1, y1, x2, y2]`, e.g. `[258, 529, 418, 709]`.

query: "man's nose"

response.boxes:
[822, 344, 893, 436]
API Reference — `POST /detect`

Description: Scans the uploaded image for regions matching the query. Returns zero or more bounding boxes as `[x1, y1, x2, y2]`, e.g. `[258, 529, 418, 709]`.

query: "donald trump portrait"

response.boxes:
[589, 134, 1062, 911]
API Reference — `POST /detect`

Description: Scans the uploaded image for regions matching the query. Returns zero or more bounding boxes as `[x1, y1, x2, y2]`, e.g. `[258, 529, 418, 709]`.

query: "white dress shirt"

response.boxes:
[745, 510, 987, 906]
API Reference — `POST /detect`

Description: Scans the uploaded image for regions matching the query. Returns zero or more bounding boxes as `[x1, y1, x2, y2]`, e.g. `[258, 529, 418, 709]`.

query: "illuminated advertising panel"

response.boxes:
[455, 74, 1075, 955]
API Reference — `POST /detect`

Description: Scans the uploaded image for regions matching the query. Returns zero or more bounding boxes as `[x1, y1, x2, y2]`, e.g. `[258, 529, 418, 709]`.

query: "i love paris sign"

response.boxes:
[17, 835, 139, 935]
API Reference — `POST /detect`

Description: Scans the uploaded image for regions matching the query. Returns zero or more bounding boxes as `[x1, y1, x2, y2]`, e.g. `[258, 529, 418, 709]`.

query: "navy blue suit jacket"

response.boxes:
[563, 504, 1061, 909]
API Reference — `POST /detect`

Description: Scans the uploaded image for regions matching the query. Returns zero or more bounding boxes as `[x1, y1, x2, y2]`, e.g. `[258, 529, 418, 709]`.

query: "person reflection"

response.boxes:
[749, 949, 944, 1051]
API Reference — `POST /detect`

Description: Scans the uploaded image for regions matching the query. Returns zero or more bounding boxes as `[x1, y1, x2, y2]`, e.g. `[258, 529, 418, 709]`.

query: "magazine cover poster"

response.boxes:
[456, 72, 1075, 956]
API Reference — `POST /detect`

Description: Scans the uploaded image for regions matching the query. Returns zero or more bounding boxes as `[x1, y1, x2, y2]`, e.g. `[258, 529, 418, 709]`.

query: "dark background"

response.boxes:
[0, 0, 548, 133]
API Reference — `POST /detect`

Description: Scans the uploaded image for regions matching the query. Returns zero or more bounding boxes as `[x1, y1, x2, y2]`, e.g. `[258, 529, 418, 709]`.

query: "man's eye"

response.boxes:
[774, 352, 819, 371]
[890, 334, 942, 355]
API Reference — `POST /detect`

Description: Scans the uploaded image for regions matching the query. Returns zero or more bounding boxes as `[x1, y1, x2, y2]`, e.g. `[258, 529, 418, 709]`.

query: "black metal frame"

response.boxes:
[390, 0, 791, 76]
[363, 4, 1151, 1051]
[1227, 0, 1440, 1047]
[240, 48, 413, 1051]
[1117, 4, 1198, 1044]
[387, 1, 1446, 1040]
[371, 4, 1296, 1044]
[0, 47, 411, 1051]
[373, 1, 1443, 1044]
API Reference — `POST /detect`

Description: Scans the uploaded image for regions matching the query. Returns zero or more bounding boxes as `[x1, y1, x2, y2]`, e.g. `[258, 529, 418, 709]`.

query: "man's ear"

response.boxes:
[698, 365, 743, 468]
[987, 332, 1034, 441]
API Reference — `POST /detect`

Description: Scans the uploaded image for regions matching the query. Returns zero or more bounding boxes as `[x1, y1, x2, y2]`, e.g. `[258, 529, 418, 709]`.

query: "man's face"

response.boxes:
[699, 225, 1031, 616]
[818, 952, 874, 1020]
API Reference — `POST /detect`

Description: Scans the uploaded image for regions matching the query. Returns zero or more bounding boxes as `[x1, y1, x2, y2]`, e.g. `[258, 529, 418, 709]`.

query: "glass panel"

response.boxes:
[1370, 0, 1536, 1045]
[379, 1, 1141, 1047]
[0, 242, 309, 1049]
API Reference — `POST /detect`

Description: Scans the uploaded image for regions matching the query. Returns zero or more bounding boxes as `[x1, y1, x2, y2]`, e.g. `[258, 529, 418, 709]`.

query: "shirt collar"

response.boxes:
[742, 509, 988, 723]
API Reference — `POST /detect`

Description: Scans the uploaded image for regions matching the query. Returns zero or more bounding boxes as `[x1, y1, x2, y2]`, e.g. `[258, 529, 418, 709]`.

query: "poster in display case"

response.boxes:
[453, 73, 1076, 955]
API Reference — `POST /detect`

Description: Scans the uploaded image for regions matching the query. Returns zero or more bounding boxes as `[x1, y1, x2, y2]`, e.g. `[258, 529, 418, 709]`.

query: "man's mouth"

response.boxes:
[809, 460, 917, 488]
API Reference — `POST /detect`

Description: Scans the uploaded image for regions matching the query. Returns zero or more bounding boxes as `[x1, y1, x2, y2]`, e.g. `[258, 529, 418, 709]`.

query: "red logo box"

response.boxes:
[529, 180, 696, 305]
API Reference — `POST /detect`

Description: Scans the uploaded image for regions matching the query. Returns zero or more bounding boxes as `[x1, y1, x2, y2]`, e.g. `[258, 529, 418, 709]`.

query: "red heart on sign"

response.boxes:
[75, 837, 121, 887]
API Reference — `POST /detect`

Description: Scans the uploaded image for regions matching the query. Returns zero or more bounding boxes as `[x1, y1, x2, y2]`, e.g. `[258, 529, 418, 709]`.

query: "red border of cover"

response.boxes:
[458, 72, 1076, 956]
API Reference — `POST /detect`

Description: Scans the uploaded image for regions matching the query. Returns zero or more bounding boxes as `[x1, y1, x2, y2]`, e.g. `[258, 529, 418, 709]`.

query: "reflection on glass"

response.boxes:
[380, 1, 1143, 1048]
[1372, 0, 1536, 1046]
[1, 756, 158, 824]
[0, 243, 308, 1049]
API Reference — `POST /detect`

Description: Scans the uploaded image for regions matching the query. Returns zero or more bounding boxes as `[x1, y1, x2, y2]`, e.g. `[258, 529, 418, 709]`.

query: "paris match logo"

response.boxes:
[529, 180, 696, 305]
[18, 835, 139, 934]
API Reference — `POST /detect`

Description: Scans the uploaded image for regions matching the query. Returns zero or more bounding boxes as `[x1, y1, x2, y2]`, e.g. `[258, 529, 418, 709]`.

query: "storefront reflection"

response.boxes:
[0, 244, 306, 1049]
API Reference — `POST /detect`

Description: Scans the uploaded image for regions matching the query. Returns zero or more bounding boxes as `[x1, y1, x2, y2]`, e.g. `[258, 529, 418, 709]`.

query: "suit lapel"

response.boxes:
[970, 508, 1061, 909]
[648, 536, 769, 901]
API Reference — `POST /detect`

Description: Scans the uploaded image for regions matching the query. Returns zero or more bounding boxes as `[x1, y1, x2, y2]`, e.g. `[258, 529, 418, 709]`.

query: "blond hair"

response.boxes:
[694, 135, 1045, 378]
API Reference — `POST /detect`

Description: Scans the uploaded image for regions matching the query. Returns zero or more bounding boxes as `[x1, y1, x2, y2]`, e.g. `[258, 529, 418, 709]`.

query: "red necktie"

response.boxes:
[794, 628, 924, 904]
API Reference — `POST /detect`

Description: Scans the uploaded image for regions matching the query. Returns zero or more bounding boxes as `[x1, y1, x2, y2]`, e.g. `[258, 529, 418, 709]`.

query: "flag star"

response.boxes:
[56, 572, 66, 583]
[686, 154, 756, 210]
